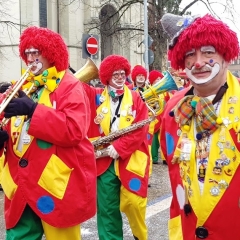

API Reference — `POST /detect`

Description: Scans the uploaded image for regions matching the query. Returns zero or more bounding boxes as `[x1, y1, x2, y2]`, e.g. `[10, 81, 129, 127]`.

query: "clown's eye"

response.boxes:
[24, 50, 41, 57]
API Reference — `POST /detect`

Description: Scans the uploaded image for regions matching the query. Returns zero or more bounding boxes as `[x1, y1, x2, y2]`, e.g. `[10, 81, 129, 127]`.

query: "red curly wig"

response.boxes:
[148, 70, 164, 85]
[131, 65, 147, 82]
[99, 55, 131, 85]
[19, 26, 69, 71]
[168, 14, 239, 70]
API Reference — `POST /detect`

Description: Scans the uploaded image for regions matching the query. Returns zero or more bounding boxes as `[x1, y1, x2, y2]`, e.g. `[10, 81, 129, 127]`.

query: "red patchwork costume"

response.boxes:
[84, 55, 150, 240]
[160, 13, 240, 240]
[0, 26, 96, 240]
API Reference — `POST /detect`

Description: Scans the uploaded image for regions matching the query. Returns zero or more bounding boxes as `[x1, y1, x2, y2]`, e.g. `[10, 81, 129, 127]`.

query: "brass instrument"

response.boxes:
[93, 105, 156, 159]
[0, 64, 33, 128]
[143, 71, 178, 115]
[74, 58, 99, 83]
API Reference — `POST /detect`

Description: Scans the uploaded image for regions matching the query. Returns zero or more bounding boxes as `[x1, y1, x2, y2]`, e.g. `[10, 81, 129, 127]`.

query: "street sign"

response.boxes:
[148, 35, 153, 47]
[86, 36, 99, 55]
[143, 49, 154, 65]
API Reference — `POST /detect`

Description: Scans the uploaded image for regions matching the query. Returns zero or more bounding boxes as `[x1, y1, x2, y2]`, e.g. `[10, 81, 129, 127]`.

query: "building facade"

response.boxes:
[0, 0, 146, 81]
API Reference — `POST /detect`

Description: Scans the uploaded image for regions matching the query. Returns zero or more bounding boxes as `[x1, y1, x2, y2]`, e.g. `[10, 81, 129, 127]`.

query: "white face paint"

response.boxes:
[185, 63, 220, 84]
[112, 78, 125, 88]
[30, 61, 43, 75]
[110, 70, 126, 88]
[185, 45, 220, 85]
[25, 48, 44, 75]
[136, 74, 146, 84]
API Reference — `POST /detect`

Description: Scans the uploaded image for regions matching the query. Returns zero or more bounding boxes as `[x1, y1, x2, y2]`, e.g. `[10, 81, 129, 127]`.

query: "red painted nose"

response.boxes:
[195, 63, 200, 68]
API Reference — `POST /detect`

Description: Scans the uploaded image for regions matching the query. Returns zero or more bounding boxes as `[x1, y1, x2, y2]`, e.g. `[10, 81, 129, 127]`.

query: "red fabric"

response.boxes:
[83, 83, 150, 197]
[4, 72, 97, 228]
[160, 86, 240, 239]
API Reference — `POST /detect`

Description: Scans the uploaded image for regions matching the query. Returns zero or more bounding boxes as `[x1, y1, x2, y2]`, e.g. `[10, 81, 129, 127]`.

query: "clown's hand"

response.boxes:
[107, 145, 119, 159]
[4, 90, 37, 118]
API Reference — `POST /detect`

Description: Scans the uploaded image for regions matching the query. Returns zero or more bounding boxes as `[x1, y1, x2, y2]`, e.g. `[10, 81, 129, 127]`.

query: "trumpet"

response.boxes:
[143, 71, 178, 115]
[0, 64, 33, 127]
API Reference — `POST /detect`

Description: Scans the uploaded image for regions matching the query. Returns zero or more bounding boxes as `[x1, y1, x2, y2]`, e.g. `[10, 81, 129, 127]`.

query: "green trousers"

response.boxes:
[97, 161, 148, 240]
[97, 161, 123, 239]
[151, 131, 160, 163]
[6, 205, 44, 240]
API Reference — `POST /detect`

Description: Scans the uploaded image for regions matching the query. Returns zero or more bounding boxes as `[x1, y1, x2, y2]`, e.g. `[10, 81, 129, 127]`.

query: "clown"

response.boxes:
[83, 55, 150, 240]
[160, 13, 240, 240]
[131, 65, 148, 91]
[0, 26, 97, 240]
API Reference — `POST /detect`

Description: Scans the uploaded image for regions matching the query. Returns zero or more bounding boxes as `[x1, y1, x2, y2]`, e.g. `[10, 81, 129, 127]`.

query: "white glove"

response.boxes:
[107, 145, 119, 159]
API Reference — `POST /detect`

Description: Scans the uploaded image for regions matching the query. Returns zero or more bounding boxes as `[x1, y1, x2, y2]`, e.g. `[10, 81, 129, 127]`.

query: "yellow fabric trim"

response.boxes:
[42, 221, 81, 240]
[148, 119, 156, 135]
[176, 71, 240, 227]
[1, 163, 18, 200]
[168, 215, 183, 240]
[126, 150, 148, 177]
[38, 154, 73, 199]
[10, 71, 65, 157]
[196, 71, 240, 226]
[114, 159, 120, 177]
[11, 116, 27, 158]
[97, 85, 134, 136]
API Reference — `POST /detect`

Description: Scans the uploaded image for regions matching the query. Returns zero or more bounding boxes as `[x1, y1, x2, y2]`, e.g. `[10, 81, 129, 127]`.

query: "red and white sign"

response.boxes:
[86, 36, 98, 55]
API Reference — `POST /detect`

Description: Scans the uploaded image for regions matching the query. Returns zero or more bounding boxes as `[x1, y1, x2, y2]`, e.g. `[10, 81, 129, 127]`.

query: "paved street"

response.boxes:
[0, 162, 172, 240]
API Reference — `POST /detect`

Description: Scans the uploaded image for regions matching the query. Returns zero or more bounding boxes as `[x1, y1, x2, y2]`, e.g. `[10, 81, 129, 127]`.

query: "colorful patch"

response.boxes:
[95, 94, 101, 106]
[36, 139, 52, 149]
[129, 178, 141, 191]
[166, 132, 175, 156]
[37, 196, 54, 214]
[42, 69, 49, 77]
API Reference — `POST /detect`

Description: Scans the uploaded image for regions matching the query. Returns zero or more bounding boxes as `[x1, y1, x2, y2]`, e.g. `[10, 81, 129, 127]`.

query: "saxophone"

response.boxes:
[93, 104, 156, 159]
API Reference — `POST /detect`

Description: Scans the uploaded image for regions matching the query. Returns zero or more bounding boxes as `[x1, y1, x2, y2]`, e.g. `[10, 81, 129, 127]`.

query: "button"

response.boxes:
[19, 158, 28, 168]
[195, 226, 208, 239]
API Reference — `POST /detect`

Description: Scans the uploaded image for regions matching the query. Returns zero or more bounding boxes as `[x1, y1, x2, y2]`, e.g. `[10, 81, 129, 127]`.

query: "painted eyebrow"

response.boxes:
[25, 48, 39, 53]
[113, 70, 125, 74]
[200, 46, 216, 52]
[185, 49, 195, 56]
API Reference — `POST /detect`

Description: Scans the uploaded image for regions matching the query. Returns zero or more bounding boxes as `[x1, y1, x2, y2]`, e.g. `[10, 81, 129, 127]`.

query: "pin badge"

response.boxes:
[228, 107, 234, 114]
[94, 113, 104, 124]
[121, 110, 127, 117]
[14, 118, 22, 127]
[177, 129, 182, 136]
[102, 107, 108, 114]
[218, 180, 228, 189]
[127, 108, 133, 116]
[210, 186, 220, 196]
[22, 134, 31, 145]
[99, 95, 105, 103]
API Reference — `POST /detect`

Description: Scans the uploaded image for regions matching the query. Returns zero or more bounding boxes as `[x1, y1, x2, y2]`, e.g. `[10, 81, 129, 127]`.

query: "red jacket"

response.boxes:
[160, 84, 240, 239]
[3, 72, 97, 229]
[84, 83, 150, 197]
